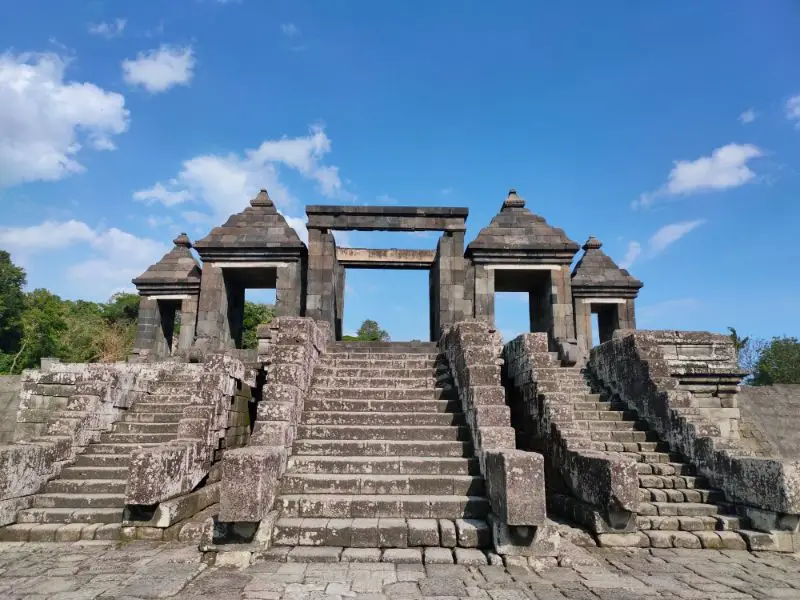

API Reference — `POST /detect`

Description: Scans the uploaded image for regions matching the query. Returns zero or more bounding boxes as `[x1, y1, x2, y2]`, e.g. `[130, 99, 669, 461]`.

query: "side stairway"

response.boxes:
[0, 374, 201, 542]
[271, 341, 493, 563]
[546, 365, 749, 549]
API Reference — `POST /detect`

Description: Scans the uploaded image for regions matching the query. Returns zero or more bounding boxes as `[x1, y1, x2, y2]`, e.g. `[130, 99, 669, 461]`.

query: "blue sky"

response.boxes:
[0, 1, 798, 342]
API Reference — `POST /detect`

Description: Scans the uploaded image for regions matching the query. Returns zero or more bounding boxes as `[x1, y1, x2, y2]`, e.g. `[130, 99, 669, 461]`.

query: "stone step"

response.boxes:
[276, 494, 491, 519]
[320, 358, 437, 369]
[0, 522, 118, 542]
[15, 507, 124, 524]
[637, 515, 721, 532]
[639, 502, 723, 517]
[293, 440, 473, 458]
[74, 453, 132, 467]
[589, 430, 652, 443]
[302, 411, 466, 427]
[287, 456, 481, 476]
[310, 388, 456, 401]
[638, 475, 709, 490]
[84, 442, 162, 455]
[45, 478, 126, 494]
[121, 412, 183, 423]
[272, 517, 491, 549]
[147, 381, 203, 395]
[572, 402, 613, 411]
[576, 420, 641, 431]
[314, 367, 445, 378]
[113, 422, 179, 434]
[280, 474, 485, 496]
[99, 432, 175, 444]
[592, 441, 669, 453]
[139, 394, 194, 406]
[60, 466, 129, 480]
[639, 487, 723, 504]
[329, 341, 438, 350]
[311, 377, 445, 390]
[305, 399, 460, 413]
[295, 425, 470, 442]
[636, 462, 696, 476]
[572, 410, 636, 422]
[323, 352, 439, 360]
[33, 493, 125, 509]
[129, 402, 190, 413]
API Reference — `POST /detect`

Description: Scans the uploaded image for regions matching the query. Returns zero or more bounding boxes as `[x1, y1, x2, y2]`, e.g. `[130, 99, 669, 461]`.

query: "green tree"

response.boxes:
[241, 302, 275, 349]
[355, 319, 390, 342]
[727, 327, 749, 357]
[752, 337, 800, 385]
[102, 292, 140, 326]
[9, 289, 68, 373]
[0, 250, 26, 356]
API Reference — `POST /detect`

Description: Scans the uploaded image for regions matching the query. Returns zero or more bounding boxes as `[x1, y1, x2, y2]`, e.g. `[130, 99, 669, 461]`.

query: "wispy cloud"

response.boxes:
[634, 143, 763, 209]
[787, 95, 800, 129]
[281, 23, 300, 37]
[619, 241, 641, 270]
[738, 108, 757, 124]
[619, 220, 705, 269]
[88, 19, 127, 39]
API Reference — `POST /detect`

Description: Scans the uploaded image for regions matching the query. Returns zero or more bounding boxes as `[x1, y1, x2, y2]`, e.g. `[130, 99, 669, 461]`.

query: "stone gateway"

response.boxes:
[0, 188, 798, 567]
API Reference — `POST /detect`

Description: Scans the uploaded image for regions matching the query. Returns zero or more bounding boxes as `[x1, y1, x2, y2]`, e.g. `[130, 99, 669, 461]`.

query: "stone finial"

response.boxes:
[250, 189, 273, 207]
[503, 189, 526, 208]
[173, 233, 192, 248]
[583, 236, 602, 251]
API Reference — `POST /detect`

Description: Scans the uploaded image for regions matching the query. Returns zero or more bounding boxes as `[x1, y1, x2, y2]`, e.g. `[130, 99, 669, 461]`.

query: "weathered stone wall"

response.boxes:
[219, 317, 330, 523]
[125, 355, 252, 507]
[0, 376, 21, 444]
[441, 320, 555, 557]
[503, 333, 639, 538]
[737, 385, 800, 459]
[590, 330, 800, 549]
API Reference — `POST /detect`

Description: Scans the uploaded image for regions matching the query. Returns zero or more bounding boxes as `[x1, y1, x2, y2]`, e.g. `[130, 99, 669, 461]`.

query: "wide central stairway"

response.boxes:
[271, 342, 494, 562]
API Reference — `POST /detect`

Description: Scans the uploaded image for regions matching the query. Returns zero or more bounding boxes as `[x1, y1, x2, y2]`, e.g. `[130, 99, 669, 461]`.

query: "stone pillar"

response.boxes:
[133, 296, 159, 355]
[473, 264, 495, 325]
[335, 261, 345, 340]
[574, 299, 592, 358]
[194, 263, 232, 349]
[619, 299, 636, 329]
[276, 262, 302, 317]
[306, 229, 337, 333]
[464, 262, 475, 321]
[551, 266, 576, 341]
[434, 231, 467, 337]
[177, 295, 199, 350]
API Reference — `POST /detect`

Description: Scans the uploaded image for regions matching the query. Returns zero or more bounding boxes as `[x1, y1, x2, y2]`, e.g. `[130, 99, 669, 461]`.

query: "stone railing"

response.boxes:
[219, 317, 330, 525]
[440, 320, 555, 557]
[125, 355, 252, 507]
[590, 330, 800, 551]
[0, 361, 159, 526]
[503, 333, 639, 538]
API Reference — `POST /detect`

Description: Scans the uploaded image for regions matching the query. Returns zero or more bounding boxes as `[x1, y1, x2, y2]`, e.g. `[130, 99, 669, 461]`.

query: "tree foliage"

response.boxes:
[751, 337, 800, 386]
[352, 319, 390, 342]
[241, 303, 276, 349]
[0, 250, 26, 355]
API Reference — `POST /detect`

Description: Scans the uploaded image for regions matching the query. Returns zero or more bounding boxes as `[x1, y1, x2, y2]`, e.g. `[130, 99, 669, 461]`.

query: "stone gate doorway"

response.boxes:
[305, 205, 469, 342]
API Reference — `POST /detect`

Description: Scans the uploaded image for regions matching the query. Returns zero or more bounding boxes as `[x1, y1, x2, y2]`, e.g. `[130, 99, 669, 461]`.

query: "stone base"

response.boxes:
[488, 515, 560, 557]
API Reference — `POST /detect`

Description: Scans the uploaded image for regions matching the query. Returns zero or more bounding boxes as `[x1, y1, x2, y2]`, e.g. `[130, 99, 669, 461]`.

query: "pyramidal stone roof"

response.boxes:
[571, 236, 643, 297]
[132, 233, 202, 296]
[466, 189, 579, 263]
[193, 189, 306, 262]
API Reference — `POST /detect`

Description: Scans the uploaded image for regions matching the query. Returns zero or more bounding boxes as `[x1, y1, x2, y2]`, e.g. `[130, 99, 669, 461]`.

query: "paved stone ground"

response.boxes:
[1, 541, 799, 600]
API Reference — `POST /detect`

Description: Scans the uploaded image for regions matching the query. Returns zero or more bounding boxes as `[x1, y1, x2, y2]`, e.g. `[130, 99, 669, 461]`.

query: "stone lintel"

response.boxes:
[209, 261, 291, 269]
[306, 205, 468, 232]
[483, 264, 563, 271]
[336, 248, 436, 269]
[578, 297, 628, 304]
[146, 294, 193, 301]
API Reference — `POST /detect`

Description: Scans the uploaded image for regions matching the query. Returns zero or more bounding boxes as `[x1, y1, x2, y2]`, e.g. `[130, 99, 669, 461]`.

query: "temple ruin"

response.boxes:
[0, 188, 798, 565]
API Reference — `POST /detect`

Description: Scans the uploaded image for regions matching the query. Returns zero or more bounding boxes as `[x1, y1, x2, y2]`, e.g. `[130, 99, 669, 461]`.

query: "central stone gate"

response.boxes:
[304, 205, 470, 341]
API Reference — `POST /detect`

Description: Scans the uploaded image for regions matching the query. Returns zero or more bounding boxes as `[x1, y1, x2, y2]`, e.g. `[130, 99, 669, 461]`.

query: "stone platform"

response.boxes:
[1, 541, 799, 599]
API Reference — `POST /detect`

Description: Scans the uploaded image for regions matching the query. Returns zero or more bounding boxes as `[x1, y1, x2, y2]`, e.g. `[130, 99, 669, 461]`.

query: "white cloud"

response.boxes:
[649, 220, 706, 254]
[787, 95, 800, 128]
[619, 241, 641, 269]
[281, 23, 300, 37]
[181, 210, 212, 224]
[0, 219, 167, 298]
[635, 143, 763, 209]
[0, 52, 129, 188]
[132, 125, 351, 241]
[146, 214, 174, 229]
[738, 109, 757, 124]
[122, 45, 195, 93]
[88, 19, 126, 39]
[133, 182, 192, 206]
[620, 221, 704, 270]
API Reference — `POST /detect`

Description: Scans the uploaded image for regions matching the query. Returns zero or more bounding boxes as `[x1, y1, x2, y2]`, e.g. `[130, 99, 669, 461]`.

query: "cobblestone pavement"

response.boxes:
[1, 541, 799, 600]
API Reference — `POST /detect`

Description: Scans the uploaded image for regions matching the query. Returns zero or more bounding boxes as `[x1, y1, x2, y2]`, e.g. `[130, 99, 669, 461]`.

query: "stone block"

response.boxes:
[378, 518, 407, 548]
[439, 519, 457, 548]
[455, 518, 491, 548]
[219, 446, 286, 522]
[351, 518, 379, 547]
[341, 548, 382, 562]
[483, 449, 546, 527]
[382, 548, 422, 564]
[424, 547, 454, 564]
[408, 519, 439, 546]
[127, 441, 207, 505]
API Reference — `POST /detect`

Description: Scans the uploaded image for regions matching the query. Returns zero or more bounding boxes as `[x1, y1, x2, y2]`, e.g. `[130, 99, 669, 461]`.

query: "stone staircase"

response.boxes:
[0, 375, 198, 542]
[549, 365, 748, 549]
[270, 342, 494, 563]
